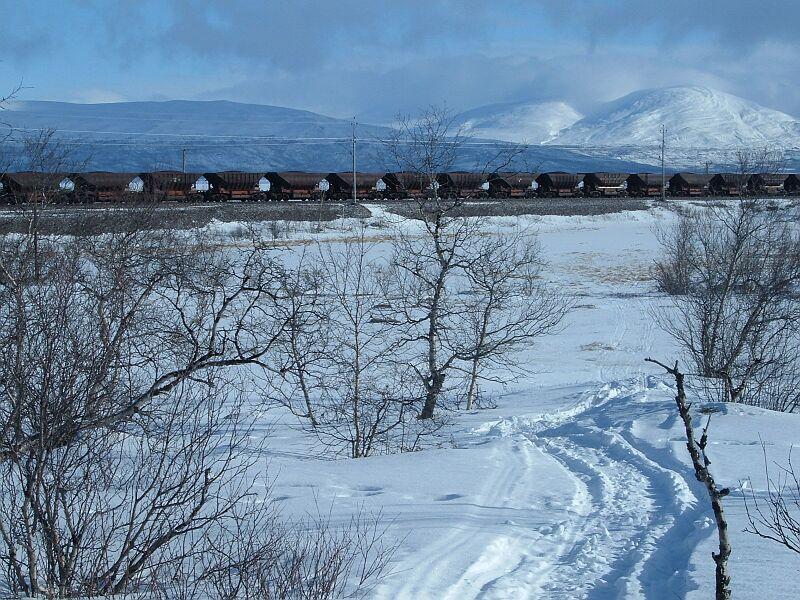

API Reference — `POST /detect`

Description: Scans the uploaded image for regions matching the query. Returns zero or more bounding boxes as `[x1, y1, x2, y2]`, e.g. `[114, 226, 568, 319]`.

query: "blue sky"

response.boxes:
[2, 1, 799, 120]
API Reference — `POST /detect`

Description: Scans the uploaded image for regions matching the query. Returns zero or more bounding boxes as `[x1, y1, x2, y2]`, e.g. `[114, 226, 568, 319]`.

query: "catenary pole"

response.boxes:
[352, 118, 357, 205]
[661, 125, 666, 201]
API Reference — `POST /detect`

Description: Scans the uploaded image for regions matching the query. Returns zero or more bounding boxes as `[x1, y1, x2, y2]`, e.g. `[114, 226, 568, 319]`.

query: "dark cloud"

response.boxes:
[3, 1, 800, 120]
[539, 0, 800, 50]
[87, 0, 528, 71]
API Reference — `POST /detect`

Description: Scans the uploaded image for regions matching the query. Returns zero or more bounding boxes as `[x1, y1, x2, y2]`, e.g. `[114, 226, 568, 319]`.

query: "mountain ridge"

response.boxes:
[4, 88, 799, 172]
[547, 86, 800, 149]
[0, 99, 653, 173]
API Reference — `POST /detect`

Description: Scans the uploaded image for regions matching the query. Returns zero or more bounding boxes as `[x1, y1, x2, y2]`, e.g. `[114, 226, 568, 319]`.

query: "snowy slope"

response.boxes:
[211, 203, 799, 599]
[548, 86, 800, 150]
[454, 101, 583, 144]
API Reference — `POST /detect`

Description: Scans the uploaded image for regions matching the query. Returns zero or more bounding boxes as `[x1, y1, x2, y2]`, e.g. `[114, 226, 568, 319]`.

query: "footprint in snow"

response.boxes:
[434, 493, 464, 502]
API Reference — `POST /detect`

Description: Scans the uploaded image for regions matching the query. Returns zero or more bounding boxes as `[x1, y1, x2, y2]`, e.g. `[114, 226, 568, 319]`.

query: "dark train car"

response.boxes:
[328, 172, 384, 200]
[668, 173, 713, 197]
[709, 173, 748, 196]
[381, 172, 430, 199]
[582, 173, 628, 197]
[265, 172, 327, 200]
[203, 172, 269, 202]
[322, 173, 350, 200]
[787, 174, 800, 195]
[435, 172, 488, 198]
[0, 172, 74, 203]
[143, 171, 201, 201]
[487, 172, 538, 198]
[72, 172, 143, 202]
[748, 173, 787, 195]
[0, 173, 24, 204]
[748, 173, 800, 196]
[626, 173, 664, 197]
[535, 173, 584, 197]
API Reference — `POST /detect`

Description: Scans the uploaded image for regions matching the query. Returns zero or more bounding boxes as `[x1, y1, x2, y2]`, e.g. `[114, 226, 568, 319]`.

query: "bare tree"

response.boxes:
[456, 229, 571, 410]
[312, 230, 420, 457]
[653, 202, 800, 410]
[380, 106, 532, 420]
[381, 213, 482, 420]
[12, 130, 85, 278]
[0, 81, 22, 145]
[0, 368, 260, 597]
[266, 250, 330, 426]
[744, 446, 800, 557]
[0, 217, 286, 465]
[384, 104, 467, 203]
[646, 359, 732, 600]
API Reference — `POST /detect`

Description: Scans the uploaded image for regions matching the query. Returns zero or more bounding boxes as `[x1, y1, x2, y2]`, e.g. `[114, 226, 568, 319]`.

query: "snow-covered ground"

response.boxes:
[248, 202, 799, 599]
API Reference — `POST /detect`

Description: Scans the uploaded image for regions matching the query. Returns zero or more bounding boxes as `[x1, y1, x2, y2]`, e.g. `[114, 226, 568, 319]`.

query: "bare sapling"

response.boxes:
[313, 228, 418, 456]
[646, 358, 732, 600]
[267, 250, 330, 426]
[381, 105, 527, 420]
[743, 445, 800, 556]
[152, 503, 397, 599]
[457, 229, 571, 410]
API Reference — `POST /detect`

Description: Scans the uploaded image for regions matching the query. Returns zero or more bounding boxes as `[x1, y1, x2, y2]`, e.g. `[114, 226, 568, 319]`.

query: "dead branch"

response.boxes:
[646, 358, 731, 600]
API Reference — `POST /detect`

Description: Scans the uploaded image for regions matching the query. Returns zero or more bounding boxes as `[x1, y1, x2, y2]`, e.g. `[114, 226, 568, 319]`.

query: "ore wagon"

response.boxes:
[487, 172, 538, 198]
[435, 172, 489, 198]
[626, 173, 664, 197]
[582, 173, 629, 197]
[668, 173, 713, 197]
[265, 172, 327, 201]
[535, 173, 584, 197]
[709, 173, 748, 196]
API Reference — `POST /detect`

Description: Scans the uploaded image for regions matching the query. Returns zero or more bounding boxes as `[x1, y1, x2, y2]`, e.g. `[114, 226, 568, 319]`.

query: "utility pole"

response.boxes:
[704, 160, 711, 175]
[182, 148, 187, 174]
[661, 125, 666, 201]
[351, 118, 357, 205]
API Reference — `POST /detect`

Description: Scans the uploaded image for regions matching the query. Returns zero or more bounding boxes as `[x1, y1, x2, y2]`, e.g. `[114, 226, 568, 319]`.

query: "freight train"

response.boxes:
[1, 170, 798, 204]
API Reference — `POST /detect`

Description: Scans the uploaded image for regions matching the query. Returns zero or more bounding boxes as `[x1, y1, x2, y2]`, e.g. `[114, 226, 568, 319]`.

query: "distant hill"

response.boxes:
[544, 86, 800, 168]
[0, 99, 655, 173]
[548, 86, 800, 150]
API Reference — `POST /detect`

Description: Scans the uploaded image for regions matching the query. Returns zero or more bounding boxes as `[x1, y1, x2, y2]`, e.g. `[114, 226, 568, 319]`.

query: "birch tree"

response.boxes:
[457, 230, 571, 410]
[653, 201, 800, 410]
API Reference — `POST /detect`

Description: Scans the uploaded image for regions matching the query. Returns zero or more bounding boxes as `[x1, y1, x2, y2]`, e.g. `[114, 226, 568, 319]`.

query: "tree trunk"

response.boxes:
[712, 497, 732, 600]
[466, 358, 479, 411]
[647, 358, 732, 600]
[419, 372, 444, 420]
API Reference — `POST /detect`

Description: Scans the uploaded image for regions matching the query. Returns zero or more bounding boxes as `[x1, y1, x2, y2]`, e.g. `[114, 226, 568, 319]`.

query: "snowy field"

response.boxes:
[236, 201, 798, 599]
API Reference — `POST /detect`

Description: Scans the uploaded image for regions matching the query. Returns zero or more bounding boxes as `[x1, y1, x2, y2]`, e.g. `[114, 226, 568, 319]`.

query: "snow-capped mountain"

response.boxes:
[0, 99, 653, 173]
[453, 101, 582, 144]
[548, 86, 800, 150]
